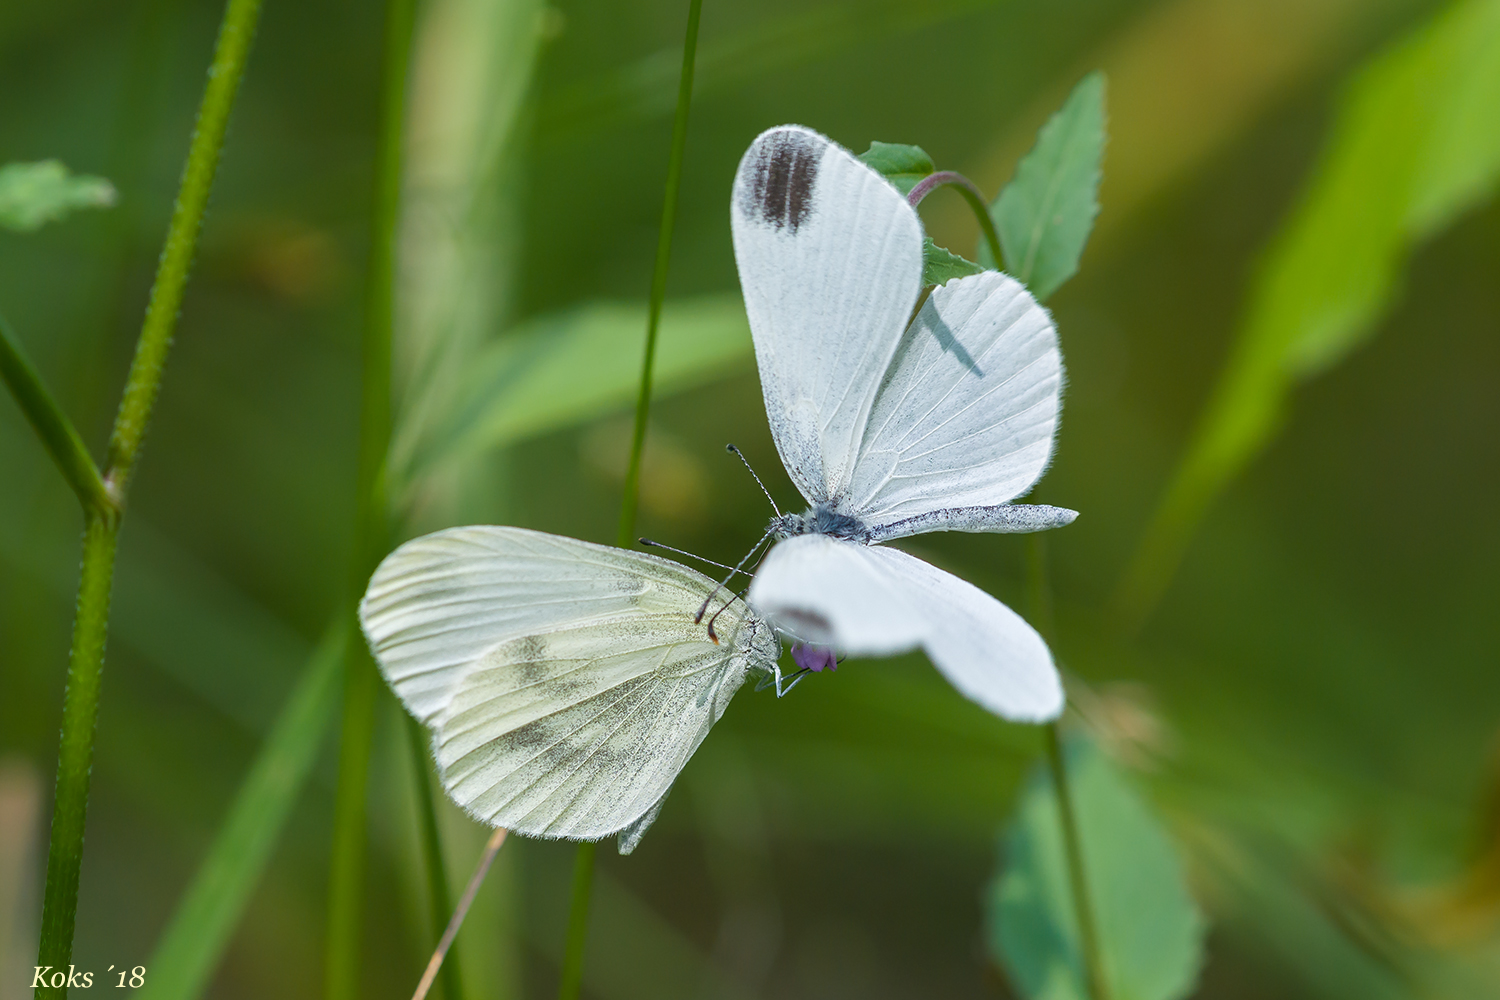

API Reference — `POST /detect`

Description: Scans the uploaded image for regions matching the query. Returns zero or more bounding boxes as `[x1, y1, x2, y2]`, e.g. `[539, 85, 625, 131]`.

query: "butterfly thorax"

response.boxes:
[770, 505, 870, 543]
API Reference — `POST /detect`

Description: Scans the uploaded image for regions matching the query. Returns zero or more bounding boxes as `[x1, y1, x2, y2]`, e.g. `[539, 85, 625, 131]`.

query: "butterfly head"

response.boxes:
[737, 612, 781, 668]
[770, 504, 870, 543]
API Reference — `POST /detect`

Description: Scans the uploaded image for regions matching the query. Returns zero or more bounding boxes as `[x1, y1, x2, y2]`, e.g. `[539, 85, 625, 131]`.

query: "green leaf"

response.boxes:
[986, 72, 1106, 301]
[987, 736, 1204, 1000]
[400, 295, 752, 485]
[0, 160, 116, 232]
[140, 624, 345, 1000]
[858, 141, 935, 195]
[1117, 0, 1500, 626]
[923, 238, 984, 286]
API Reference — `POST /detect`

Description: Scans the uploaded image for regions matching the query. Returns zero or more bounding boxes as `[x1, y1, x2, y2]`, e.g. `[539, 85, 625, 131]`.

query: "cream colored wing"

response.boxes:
[360, 525, 778, 847]
[360, 525, 742, 722]
[434, 610, 765, 844]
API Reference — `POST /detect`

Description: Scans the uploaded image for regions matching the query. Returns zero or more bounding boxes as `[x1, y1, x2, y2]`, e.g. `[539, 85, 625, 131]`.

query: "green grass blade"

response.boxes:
[138, 624, 346, 1000]
[986, 71, 1107, 301]
[1116, 0, 1500, 629]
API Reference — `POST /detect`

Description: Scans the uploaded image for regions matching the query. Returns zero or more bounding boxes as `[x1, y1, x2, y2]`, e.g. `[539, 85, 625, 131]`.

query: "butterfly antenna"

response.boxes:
[726, 444, 781, 517]
[704, 584, 750, 643]
[695, 527, 775, 627]
[638, 538, 746, 578]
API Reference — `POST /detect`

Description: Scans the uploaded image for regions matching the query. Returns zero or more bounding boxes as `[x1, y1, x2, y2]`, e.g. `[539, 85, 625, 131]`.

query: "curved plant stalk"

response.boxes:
[923, 161, 1110, 998]
[558, 2, 706, 998]
[906, 170, 1004, 269]
[324, 0, 420, 993]
[22, 0, 265, 992]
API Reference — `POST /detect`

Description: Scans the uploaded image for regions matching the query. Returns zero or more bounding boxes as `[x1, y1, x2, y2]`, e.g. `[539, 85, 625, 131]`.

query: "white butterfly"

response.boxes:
[359, 526, 779, 852]
[731, 124, 1076, 722]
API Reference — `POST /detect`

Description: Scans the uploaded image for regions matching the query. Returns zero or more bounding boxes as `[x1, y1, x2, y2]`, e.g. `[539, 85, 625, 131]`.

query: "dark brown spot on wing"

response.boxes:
[740, 129, 822, 233]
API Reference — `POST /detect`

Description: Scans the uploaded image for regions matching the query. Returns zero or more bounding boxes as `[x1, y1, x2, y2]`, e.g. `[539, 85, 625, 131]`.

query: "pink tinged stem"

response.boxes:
[906, 170, 1005, 270]
[410, 826, 509, 1000]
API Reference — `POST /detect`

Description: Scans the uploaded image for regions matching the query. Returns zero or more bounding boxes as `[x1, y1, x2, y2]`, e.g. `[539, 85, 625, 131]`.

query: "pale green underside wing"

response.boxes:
[359, 525, 779, 851]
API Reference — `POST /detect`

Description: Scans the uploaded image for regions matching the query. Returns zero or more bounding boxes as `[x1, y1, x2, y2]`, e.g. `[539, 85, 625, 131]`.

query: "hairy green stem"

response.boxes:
[0, 316, 115, 518]
[105, 0, 261, 486]
[324, 0, 418, 991]
[614, 0, 704, 549]
[36, 517, 119, 995]
[561, 3, 704, 994]
[906, 170, 1004, 272]
[33, 0, 263, 993]
[1045, 724, 1109, 1000]
[406, 715, 464, 1000]
[556, 841, 598, 1000]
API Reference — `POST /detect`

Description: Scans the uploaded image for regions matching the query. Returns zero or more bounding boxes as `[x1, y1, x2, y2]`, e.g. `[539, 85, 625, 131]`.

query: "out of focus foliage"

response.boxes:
[989, 736, 1203, 1000]
[985, 72, 1106, 300]
[0, 161, 115, 232]
[2, 1, 1498, 999]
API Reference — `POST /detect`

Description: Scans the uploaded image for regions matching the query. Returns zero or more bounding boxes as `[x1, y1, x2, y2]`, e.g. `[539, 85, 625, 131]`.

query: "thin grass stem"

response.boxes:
[411, 828, 508, 1000]
[1045, 723, 1109, 1000]
[556, 841, 598, 1000]
[1023, 529, 1108, 1000]
[615, 0, 705, 550]
[0, 315, 115, 518]
[558, 1, 706, 994]
[34, 0, 263, 990]
[406, 715, 464, 1000]
[325, 642, 379, 1000]
[324, 0, 419, 990]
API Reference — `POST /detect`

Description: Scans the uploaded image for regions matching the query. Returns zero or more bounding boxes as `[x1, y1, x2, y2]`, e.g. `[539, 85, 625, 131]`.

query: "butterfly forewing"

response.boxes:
[361, 526, 734, 721]
[360, 526, 776, 845]
[731, 125, 925, 506]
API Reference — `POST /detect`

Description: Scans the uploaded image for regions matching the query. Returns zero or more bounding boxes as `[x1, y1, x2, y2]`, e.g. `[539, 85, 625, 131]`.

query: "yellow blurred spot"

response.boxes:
[581, 419, 709, 524]
[225, 218, 345, 304]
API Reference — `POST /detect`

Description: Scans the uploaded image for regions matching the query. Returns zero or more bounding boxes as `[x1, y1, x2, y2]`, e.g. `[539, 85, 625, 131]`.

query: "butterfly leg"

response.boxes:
[775, 667, 811, 697]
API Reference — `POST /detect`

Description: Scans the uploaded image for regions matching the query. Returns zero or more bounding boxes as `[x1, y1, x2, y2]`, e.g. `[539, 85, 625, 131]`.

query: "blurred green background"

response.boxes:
[3, 0, 1499, 997]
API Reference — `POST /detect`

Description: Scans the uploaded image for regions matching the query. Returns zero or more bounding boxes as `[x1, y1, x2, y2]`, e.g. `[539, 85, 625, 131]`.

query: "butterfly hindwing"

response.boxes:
[434, 611, 752, 843]
[845, 270, 1063, 525]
